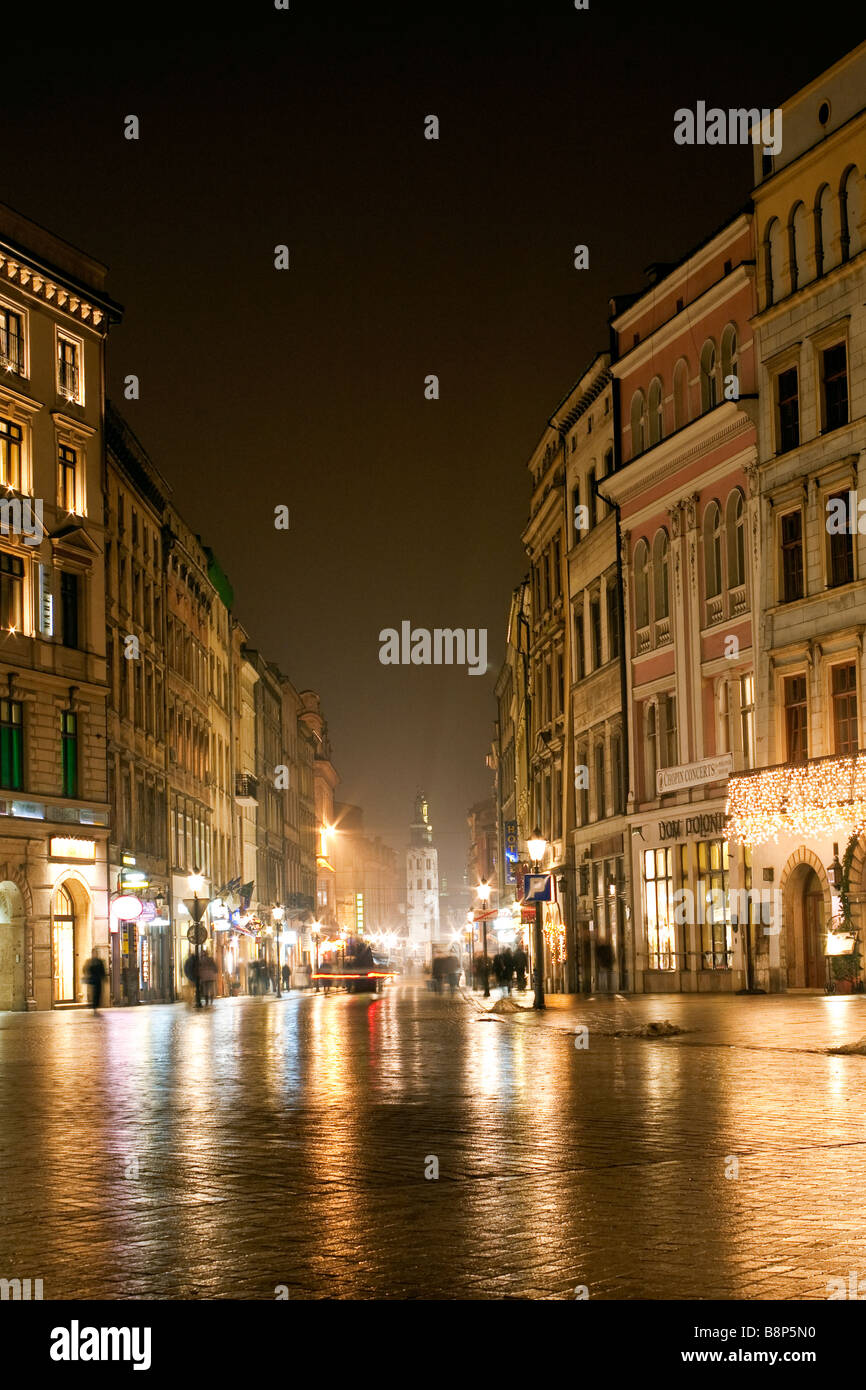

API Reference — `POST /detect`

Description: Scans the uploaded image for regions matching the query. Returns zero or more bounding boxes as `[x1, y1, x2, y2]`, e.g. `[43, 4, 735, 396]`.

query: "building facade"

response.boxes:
[406, 792, 440, 964]
[728, 45, 866, 991]
[0, 204, 121, 1011]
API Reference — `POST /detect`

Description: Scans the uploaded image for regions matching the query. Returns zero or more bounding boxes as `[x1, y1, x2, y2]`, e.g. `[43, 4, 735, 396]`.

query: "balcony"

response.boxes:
[234, 773, 258, 804]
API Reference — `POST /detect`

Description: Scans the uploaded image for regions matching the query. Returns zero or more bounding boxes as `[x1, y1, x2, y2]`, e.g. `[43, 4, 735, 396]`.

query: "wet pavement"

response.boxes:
[2, 983, 866, 1300]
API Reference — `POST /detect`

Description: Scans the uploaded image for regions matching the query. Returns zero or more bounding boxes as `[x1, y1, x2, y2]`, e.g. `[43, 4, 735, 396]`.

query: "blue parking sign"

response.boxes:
[523, 874, 552, 902]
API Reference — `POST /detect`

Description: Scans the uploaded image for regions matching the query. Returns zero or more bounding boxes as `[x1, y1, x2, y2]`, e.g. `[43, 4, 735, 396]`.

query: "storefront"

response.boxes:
[634, 803, 745, 992]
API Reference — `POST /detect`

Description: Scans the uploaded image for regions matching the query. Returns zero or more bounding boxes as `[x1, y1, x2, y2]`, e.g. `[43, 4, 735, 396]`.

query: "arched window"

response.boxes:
[788, 202, 807, 292]
[815, 184, 837, 275]
[630, 391, 647, 457]
[634, 539, 650, 629]
[700, 340, 719, 412]
[720, 325, 738, 396]
[648, 377, 664, 445]
[726, 489, 746, 588]
[840, 166, 862, 261]
[673, 358, 689, 429]
[765, 217, 784, 304]
[703, 501, 722, 599]
[652, 530, 669, 621]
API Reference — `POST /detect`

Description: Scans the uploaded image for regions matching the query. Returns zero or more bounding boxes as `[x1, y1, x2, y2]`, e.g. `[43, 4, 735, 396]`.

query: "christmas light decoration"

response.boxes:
[727, 755, 866, 845]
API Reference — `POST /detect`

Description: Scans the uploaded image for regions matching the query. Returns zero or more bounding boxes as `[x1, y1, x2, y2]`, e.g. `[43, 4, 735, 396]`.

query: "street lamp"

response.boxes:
[477, 880, 491, 998]
[312, 921, 321, 992]
[465, 910, 475, 990]
[527, 828, 548, 1010]
[273, 905, 284, 997]
[186, 871, 206, 1010]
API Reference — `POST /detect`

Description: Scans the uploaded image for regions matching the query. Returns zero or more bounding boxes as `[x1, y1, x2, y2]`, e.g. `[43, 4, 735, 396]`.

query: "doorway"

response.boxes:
[786, 865, 825, 988]
[52, 883, 77, 1003]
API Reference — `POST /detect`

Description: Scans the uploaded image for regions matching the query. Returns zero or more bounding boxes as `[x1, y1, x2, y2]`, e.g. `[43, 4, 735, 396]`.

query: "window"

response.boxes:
[611, 730, 624, 815]
[784, 675, 808, 764]
[577, 748, 589, 824]
[648, 378, 664, 445]
[815, 184, 836, 277]
[594, 743, 606, 820]
[673, 358, 689, 429]
[821, 343, 848, 432]
[653, 530, 670, 622]
[58, 445, 77, 511]
[778, 366, 800, 453]
[630, 392, 647, 457]
[572, 484, 582, 543]
[661, 693, 678, 768]
[832, 663, 858, 756]
[700, 341, 719, 411]
[780, 510, 804, 602]
[704, 502, 722, 600]
[61, 710, 78, 797]
[60, 571, 79, 649]
[726, 491, 746, 589]
[721, 325, 738, 393]
[606, 583, 620, 660]
[574, 606, 584, 680]
[840, 166, 862, 261]
[698, 839, 731, 969]
[644, 848, 675, 970]
[644, 703, 657, 798]
[788, 202, 806, 292]
[586, 468, 596, 530]
[739, 675, 755, 769]
[0, 306, 24, 374]
[634, 540, 650, 629]
[0, 699, 22, 789]
[765, 218, 784, 304]
[0, 552, 23, 631]
[57, 337, 81, 402]
[589, 593, 602, 669]
[827, 492, 854, 587]
[0, 418, 22, 490]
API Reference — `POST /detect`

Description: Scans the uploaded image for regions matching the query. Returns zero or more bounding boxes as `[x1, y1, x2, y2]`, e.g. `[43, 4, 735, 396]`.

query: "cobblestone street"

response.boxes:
[2, 985, 866, 1300]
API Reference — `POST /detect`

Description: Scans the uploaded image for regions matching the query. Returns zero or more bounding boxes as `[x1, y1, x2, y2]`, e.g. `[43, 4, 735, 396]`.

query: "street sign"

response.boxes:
[473, 907, 499, 921]
[186, 924, 207, 945]
[523, 873, 552, 902]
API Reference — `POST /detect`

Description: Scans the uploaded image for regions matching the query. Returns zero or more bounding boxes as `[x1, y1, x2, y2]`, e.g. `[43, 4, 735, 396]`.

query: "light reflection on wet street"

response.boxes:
[2, 985, 866, 1299]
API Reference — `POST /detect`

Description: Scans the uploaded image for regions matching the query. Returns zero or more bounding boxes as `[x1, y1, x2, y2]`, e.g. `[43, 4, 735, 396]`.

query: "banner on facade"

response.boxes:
[656, 753, 732, 797]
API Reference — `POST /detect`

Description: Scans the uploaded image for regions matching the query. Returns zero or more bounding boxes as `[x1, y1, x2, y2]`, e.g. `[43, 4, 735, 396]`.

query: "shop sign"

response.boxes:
[49, 836, 95, 862]
[656, 754, 732, 797]
[659, 811, 726, 842]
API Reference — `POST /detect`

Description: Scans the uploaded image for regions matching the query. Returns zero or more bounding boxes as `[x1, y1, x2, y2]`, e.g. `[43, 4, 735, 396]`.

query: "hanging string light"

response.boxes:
[727, 754, 866, 845]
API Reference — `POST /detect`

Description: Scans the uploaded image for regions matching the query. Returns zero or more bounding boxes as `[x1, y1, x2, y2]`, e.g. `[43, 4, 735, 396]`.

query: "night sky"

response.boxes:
[4, 3, 862, 890]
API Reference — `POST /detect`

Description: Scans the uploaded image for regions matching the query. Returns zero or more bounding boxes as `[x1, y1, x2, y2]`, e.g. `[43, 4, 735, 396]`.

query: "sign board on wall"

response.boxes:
[656, 754, 732, 797]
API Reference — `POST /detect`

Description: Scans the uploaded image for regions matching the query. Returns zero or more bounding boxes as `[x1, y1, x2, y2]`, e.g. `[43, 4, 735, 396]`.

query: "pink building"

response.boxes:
[604, 213, 761, 992]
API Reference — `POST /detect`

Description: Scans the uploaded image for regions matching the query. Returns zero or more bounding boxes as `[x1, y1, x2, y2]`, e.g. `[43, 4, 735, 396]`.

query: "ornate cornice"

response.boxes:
[0, 253, 111, 331]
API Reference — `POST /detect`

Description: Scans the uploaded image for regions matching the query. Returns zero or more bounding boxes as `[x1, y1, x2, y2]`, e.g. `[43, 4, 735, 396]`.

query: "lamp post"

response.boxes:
[466, 910, 475, 990]
[186, 871, 207, 1010]
[273, 905, 284, 997]
[527, 828, 548, 1011]
[312, 922, 321, 992]
[477, 880, 491, 998]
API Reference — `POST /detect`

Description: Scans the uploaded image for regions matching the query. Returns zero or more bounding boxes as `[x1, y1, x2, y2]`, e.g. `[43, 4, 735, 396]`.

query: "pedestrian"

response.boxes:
[200, 951, 217, 1005]
[501, 947, 514, 995]
[281, 962, 290, 991]
[82, 950, 107, 1013]
[492, 952, 505, 990]
[514, 946, 528, 992]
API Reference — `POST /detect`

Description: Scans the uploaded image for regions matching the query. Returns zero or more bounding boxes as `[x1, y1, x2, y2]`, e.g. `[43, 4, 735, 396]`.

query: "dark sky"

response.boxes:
[4, 3, 862, 889]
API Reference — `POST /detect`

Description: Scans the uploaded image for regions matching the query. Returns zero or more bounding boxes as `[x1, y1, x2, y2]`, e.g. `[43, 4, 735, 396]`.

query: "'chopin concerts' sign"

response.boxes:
[656, 753, 732, 798]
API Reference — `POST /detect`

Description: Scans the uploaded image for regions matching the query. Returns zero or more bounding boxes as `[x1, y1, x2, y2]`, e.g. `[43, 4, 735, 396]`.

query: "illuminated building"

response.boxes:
[604, 210, 759, 994]
[104, 406, 172, 1003]
[406, 791, 440, 964]
[727, 45, 866, 989]
[0, 202, 120, 1010]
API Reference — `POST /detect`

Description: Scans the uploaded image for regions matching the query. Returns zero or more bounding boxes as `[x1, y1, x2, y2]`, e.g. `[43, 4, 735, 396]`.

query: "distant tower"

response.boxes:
[406, 791, 440, 962]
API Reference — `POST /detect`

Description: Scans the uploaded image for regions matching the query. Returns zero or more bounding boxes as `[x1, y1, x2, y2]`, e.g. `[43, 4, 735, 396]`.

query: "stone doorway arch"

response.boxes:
[780, 849, 831, 989]
[0, 880, 26, 1011]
